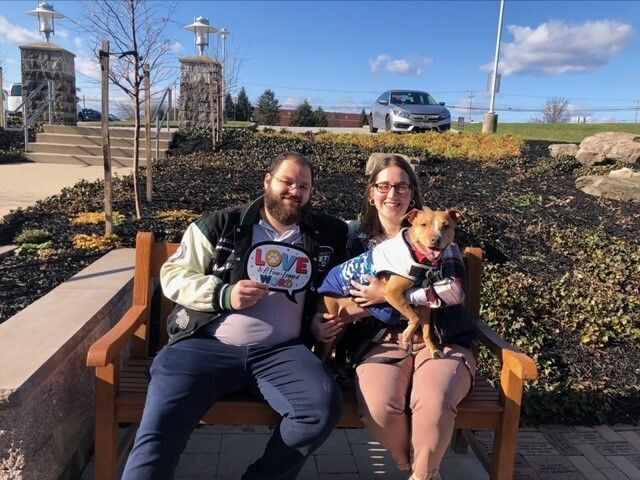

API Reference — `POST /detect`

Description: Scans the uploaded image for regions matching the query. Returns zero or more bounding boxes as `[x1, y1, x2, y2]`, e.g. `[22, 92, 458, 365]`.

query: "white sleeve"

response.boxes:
[160, 223, 223, 311]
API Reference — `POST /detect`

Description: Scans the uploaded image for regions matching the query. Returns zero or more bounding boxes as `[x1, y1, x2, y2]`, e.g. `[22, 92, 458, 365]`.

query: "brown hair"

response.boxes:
[360, 154, 424, 237]
[268, 151, 314, 182]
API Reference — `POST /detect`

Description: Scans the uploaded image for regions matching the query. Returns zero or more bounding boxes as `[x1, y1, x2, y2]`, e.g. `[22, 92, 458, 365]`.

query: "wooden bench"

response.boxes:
[87, 232, 537, 480]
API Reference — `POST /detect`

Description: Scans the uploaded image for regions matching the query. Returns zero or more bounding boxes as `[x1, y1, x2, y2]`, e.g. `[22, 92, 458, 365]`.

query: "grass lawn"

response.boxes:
[458, 122, 639, 142]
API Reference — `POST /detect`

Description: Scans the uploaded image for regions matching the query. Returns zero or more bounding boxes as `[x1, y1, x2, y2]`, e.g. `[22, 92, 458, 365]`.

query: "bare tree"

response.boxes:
[540, 97, 570, 124]
[72, 0, 178, 218]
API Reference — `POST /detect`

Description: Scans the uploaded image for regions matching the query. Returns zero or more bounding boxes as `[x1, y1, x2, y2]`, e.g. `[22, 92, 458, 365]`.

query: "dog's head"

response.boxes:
[404, 208, 463, 255]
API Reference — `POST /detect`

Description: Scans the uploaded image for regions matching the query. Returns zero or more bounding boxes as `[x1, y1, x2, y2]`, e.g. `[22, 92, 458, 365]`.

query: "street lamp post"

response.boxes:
[482, 0, 505, 134]
[218, 27, 230, 123]
[27, 1, 64, 43]
[185, 16, 217, 56]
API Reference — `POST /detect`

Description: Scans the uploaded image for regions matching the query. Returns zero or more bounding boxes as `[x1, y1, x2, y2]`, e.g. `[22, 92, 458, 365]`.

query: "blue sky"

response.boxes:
[1, 0, 639, 123]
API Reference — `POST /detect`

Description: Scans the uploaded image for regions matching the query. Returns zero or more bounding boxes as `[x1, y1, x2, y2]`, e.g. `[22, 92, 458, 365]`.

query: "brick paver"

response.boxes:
[80, 424, 640, 479]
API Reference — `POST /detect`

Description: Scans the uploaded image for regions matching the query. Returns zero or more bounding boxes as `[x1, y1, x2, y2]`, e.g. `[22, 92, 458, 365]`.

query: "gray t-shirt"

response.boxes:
[204, 220, 306, 346]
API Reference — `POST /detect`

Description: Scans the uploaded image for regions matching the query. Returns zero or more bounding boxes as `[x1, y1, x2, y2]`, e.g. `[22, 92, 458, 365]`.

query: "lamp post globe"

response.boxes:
[27, 1, 64, 43]
[185, 16, 217, 56]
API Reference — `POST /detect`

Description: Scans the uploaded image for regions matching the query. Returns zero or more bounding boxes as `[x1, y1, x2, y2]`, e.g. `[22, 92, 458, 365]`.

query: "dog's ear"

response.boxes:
[448, 210, 464, 223]
[404, 208, 422, 224]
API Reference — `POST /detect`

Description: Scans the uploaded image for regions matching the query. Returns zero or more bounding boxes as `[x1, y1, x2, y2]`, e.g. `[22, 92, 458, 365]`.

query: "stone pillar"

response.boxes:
[19, 42, 77, 126]
[178, 56, 222, 134]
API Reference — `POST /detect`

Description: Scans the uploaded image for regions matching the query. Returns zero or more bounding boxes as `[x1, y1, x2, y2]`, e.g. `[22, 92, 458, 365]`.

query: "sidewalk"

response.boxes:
[79, 424, 640, 480]
[0, 162, 131, 219]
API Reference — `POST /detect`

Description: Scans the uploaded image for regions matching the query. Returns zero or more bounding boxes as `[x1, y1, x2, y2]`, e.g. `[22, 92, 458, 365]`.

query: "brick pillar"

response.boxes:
[19, 42, 77, 126]
[178, 56, 222, 133]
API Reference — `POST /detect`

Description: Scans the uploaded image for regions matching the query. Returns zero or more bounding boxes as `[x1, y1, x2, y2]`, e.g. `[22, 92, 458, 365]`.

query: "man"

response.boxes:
[122, 152, 348, 479]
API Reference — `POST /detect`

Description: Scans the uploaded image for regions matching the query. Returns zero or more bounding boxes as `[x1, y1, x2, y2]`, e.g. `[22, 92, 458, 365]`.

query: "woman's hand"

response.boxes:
[349, 275, 386, 307]
[311, 312, 344, 343]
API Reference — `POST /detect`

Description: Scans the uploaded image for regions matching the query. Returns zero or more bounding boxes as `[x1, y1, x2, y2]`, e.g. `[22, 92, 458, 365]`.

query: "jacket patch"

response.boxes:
[317, 246, 334, 270]
[175, 308, 190, 329]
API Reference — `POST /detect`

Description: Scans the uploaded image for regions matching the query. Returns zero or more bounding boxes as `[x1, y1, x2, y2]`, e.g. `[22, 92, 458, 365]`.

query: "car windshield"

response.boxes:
[10, 84, 21, 96]
[390, 92, 437, 106]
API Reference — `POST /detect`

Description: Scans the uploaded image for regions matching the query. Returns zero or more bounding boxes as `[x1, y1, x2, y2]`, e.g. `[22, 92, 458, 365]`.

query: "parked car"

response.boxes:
[370, 90, 451, 133]
[7, 83, 22, 116]
[108, 113, 121, 121]
[78, 108, 101, 121]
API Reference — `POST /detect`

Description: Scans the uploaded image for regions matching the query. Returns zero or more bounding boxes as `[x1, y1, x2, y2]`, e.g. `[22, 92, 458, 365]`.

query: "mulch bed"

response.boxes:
[1, 129, 638, 424]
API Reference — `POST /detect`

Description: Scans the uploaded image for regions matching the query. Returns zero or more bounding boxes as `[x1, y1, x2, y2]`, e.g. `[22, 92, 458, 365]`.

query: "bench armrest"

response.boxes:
[477, 320, 538, 380]
[86, 304, 148, 368]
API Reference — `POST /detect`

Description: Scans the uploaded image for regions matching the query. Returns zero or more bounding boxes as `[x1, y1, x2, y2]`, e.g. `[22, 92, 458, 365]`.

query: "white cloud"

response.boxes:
[75, 54, 101, 80]
[170, 41, 183, 53]
[486, 19, 634, 76]
[369, 54, 432, 76]
[0, 15, 40, 44]
[280, 96, 305, 109]
[73, 37, 84, 49]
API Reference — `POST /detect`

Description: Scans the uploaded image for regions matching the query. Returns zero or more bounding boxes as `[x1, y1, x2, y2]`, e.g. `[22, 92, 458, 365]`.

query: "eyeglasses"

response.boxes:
[273, 176, 310, 192]
[373, 182, 411, 194]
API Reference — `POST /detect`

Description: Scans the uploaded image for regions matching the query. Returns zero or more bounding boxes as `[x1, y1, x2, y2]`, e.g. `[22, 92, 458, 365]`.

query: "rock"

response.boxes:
[548, 143, 579, 158]
[365, 152, 422, 176]
[575, 132, 640, 167]
[575, 168, 640, 202]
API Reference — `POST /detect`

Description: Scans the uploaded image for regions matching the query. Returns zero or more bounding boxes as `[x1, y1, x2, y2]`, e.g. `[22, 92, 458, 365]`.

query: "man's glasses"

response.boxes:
[274, 176, 310, 192]
[373, 182, 411, 194]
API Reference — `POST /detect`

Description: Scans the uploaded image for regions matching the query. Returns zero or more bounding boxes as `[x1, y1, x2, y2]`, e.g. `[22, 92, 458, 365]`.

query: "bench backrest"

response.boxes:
[129, 232, 483, 358]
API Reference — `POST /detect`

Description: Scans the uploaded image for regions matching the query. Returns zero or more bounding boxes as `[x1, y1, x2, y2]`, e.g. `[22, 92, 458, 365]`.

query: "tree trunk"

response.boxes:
[132, 91, 142, 219]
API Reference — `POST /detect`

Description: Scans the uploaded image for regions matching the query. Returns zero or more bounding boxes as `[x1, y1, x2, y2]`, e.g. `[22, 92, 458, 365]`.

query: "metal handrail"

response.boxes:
[6, 79, 55, 151]
[151, 87, 172, 162]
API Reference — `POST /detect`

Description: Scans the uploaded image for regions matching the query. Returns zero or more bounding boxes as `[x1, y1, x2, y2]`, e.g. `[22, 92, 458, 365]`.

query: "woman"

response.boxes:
[314, 154, 477, 480]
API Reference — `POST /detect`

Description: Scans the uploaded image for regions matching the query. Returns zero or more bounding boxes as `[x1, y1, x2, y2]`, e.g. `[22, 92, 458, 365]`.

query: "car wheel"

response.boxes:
[369, 115, 377, 133]
[385, 115, 392, 132]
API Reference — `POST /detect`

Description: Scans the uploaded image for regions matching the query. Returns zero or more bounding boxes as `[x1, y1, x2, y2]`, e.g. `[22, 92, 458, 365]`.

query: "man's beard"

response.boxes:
[264, 187, 309, 225]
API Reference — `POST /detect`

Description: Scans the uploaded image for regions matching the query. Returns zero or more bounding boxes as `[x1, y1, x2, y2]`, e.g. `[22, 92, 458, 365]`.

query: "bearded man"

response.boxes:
[122, 152, 348, 480]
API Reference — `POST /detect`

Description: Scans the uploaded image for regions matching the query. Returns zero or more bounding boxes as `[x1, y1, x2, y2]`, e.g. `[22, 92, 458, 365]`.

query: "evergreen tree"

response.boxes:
[235, 87, 252, 121]
[290, 100, 315, 127]
[313, 107, 329, 127]
[254, 89, 281, 125]
[224, 93, 235, 121]
[358, 108, 368, 127]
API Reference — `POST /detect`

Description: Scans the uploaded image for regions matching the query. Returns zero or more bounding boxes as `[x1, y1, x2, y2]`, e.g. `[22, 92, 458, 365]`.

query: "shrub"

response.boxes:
[15, 228, 52, 245]
[72, 211, 125, 226]
[72, 233, 121, 251]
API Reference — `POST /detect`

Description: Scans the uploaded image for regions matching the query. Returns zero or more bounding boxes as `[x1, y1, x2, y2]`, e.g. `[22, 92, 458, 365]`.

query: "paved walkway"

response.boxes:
[0, 162, 131, 218]
[79, 424, 640, 480]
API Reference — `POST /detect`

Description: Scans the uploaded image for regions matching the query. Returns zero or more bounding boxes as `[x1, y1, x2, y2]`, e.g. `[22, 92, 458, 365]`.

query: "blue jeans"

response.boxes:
[121, 337, 342, 480]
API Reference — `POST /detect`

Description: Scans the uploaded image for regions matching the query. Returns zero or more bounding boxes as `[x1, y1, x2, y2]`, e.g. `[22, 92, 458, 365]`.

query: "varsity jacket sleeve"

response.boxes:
[160, 222, 225, 312]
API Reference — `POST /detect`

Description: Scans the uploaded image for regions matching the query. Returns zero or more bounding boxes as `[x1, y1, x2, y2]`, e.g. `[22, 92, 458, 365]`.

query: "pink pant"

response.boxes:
[355, 329, 476, 480]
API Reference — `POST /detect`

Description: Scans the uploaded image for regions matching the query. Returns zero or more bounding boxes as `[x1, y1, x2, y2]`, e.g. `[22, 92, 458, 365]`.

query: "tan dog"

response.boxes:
[318, 208, 462, 359]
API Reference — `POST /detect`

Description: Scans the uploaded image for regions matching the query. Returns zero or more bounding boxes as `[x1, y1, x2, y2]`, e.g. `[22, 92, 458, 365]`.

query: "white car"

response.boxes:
[7, 83, 22, 116]
[370, 90, 451, 133]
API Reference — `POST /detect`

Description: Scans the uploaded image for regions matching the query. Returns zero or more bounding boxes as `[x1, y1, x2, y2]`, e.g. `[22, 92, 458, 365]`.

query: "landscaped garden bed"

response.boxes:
[0, 127, 638, 424]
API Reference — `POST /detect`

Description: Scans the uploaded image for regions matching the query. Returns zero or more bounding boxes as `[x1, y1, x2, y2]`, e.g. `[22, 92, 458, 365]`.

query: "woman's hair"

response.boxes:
[359, 154, 424, 237]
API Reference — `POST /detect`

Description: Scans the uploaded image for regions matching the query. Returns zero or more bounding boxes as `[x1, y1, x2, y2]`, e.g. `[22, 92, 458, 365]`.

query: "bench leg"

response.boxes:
[491, 368, 524, 480]
[95, 366, 119, 480]
[451, 428, 469, 454]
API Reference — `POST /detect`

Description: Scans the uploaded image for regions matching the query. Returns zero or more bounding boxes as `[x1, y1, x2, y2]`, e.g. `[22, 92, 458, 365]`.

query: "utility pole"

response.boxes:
[468, 92, 475, 122]
[635, 99, 639, 123]
[483, 0, 506, 133]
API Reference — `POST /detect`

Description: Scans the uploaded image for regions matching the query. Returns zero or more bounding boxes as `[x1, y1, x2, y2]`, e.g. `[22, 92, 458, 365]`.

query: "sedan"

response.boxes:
[370, 90, 451, 133]
[78, 108, 101, 121]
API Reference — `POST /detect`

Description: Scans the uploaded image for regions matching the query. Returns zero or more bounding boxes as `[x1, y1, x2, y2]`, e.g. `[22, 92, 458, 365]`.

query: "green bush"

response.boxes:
[15, 228, 52, 245]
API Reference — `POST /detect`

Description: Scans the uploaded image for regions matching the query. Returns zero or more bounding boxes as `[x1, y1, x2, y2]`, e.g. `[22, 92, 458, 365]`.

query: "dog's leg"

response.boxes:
[383, 276, 425, 352]
[415, 305, 443, 358]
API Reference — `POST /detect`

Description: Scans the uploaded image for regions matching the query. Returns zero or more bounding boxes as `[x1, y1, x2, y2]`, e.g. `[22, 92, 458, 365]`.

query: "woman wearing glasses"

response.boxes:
[314, 154, 476, 480]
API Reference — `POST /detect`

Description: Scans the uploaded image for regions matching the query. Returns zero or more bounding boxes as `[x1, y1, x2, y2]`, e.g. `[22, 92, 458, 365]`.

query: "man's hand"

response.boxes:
[311, 312, 344, 343]
[230, 280, 269, 310]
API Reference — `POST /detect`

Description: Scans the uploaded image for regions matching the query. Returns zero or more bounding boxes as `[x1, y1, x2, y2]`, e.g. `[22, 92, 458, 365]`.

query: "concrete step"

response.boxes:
[29, 142, 167, 159]
[24, 152, 149, 167]
[43, 124, 175, 140]
[35, 133, 171, 149]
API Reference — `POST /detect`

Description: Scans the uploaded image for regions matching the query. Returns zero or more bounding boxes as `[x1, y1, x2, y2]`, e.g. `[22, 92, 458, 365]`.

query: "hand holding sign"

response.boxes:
[245, 242, 313, 303]
[230, 280, 269, 310]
